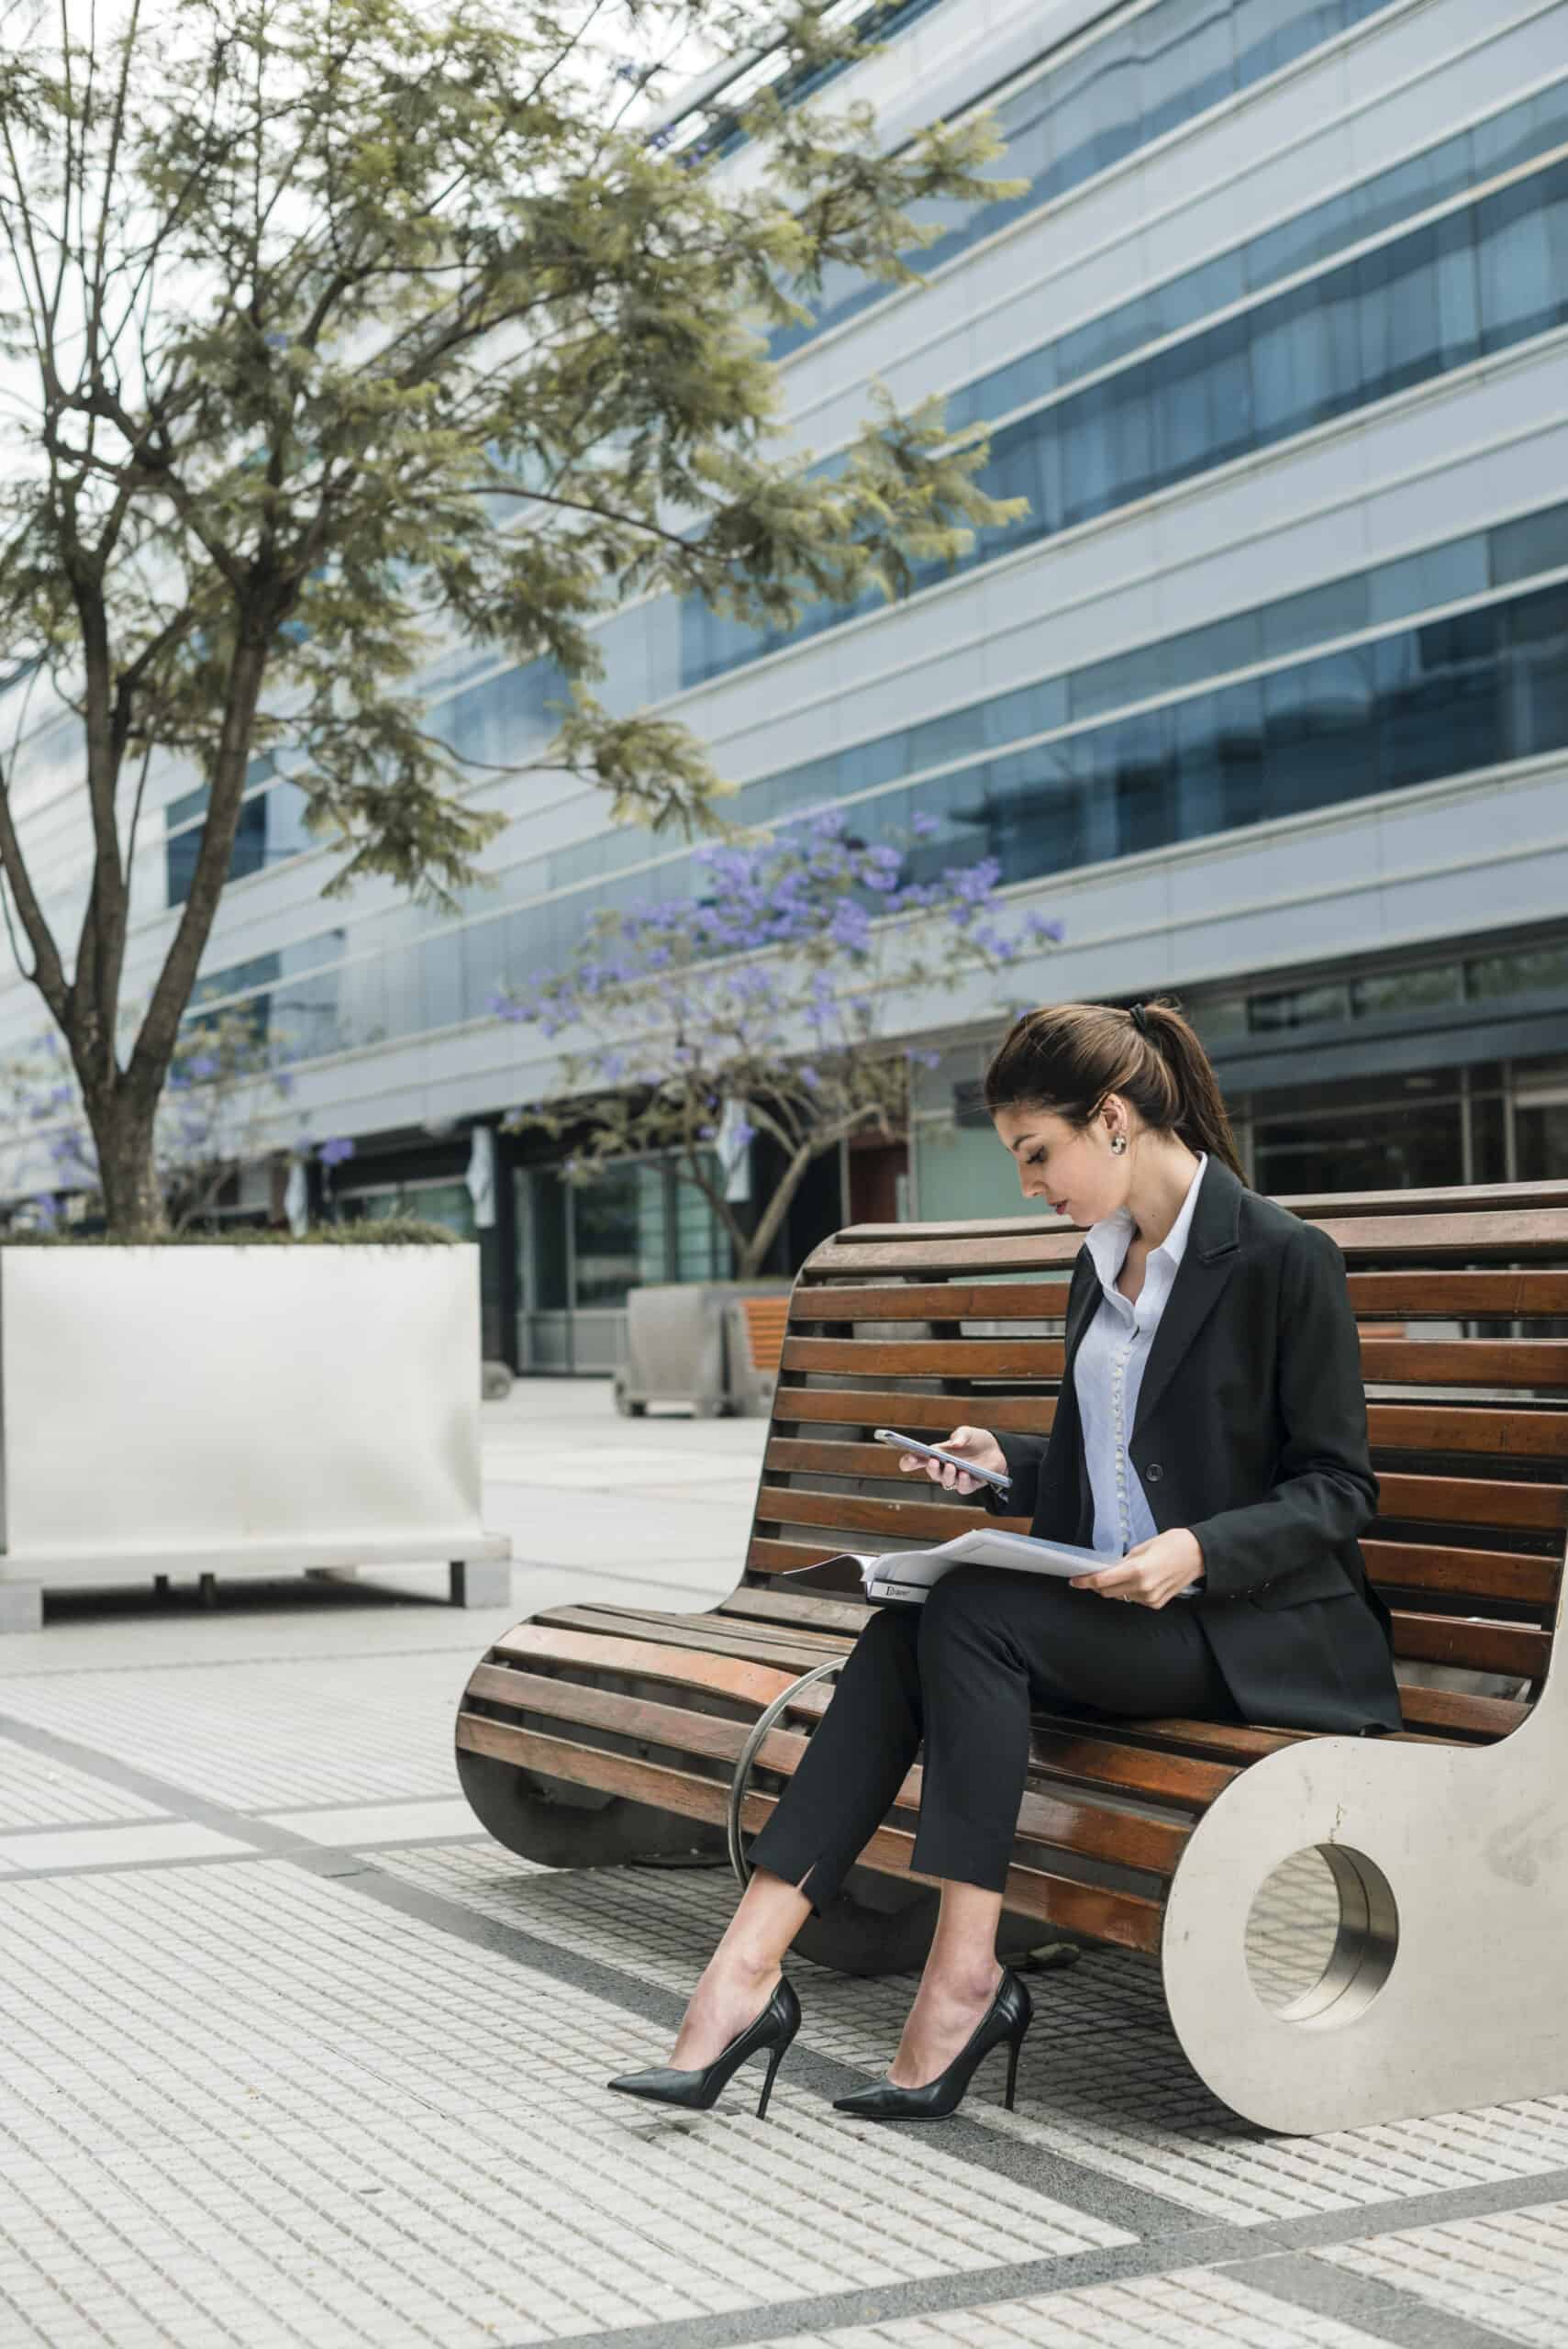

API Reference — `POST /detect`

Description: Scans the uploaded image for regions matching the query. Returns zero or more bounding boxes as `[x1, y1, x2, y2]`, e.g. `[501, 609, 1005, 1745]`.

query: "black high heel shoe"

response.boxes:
[832, 1967, 1033, 2122]
[606, 1976, 801, 2120]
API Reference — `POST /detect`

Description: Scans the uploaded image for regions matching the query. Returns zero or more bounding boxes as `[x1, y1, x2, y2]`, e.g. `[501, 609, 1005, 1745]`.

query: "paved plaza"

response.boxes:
[0, 1382, 1565, 2349]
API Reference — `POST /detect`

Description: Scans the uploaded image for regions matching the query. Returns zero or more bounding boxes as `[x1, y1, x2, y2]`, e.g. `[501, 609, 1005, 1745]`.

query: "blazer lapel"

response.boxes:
[1061, 1247, 1103, 1383]
[1130, 1158, 1243, 1441]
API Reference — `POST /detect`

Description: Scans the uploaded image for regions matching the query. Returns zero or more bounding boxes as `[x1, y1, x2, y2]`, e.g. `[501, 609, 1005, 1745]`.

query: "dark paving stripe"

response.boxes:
[1231, 2246, 1530, 2349]
[1264, 2168, 1568, 2250]
[485, 2226, 1532, 2349]
[8, 1695, 1568, 2320]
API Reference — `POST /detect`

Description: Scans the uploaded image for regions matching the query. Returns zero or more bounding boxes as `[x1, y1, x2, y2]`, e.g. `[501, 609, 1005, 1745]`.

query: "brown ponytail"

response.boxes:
[983, 996, 1246, 1183]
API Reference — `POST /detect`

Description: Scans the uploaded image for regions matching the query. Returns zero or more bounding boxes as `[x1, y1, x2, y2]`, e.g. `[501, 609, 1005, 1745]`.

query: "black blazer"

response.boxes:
[988, 1157, 1403, 1735]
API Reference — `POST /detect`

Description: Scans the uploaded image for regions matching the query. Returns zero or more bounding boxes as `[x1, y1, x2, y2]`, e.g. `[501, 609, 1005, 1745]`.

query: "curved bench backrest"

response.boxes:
[744, 1180, 1568, 1739]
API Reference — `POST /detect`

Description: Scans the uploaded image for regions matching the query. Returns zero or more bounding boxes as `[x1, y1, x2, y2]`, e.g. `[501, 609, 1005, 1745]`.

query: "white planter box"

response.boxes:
[0, 1245, 511, 1631]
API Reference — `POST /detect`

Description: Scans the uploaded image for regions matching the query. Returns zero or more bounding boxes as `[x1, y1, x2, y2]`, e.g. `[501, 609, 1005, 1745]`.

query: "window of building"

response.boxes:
[517, 1152, 734, 1322]
[353, 1179, 477, 1238]
[1249, 1090, 1465, 1194]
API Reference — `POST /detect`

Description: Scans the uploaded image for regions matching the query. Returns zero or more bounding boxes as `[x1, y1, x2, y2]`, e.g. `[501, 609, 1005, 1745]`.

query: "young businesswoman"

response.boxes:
[608, 998, 1402, 2122]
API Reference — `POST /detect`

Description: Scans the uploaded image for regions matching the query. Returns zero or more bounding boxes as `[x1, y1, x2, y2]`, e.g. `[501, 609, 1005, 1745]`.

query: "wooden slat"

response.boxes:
[1360, 1540, 1561, 1609]
[1373, 1473, 1568, 1533]
[1360, 1339, 1568, 1388]
[1051, 1713, 1301, 1765]
[524, 1604, 842, 1675]
[763, 1444, 1568, 1531]
[784, 1336, 1062, 1378]
[456, 1711, 1164, 1952]
[766, 1435, 946, 1483]
[1346, 1270, 1568, 1319]
[1390, 1609, 1550, 1677]
[806, 1233, 1082, 1275]
[807, 1209, 1568, 1276]
[782, 1335, 1568, 1386]
[1276, 1179, 1568, 1217]
[1367, 1403, 1568, 1457]
[754, 1482, 1024, 1543]
[793, 1280, 1073, 1322]
[1306, 1210, 1568, 1261]
[813, 1183, 1568, 1244]
[771, 1387, 1568, 1457]
[470, 1662, 795, 1768]
[471, 1668, 1191, 1876]
[488, 1611, 1530, 1754]
[1396, 1683, 1529, 1740]
[490, 1622, 800, 1709]
[542, 1601, 852, 1665]
[1024, 1725, 1237, 1806]
[749, 1522, 1564, 1615]
[484, 1653, 1192, 1869]
[719, 1586, 871, 1637]
[740, 1297, 791, 1373]
[773, 1386, 1062, 1436]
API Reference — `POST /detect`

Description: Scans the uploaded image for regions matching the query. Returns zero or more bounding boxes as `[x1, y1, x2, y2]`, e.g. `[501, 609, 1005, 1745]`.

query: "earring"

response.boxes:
[1110, 1133, 1128, 1155]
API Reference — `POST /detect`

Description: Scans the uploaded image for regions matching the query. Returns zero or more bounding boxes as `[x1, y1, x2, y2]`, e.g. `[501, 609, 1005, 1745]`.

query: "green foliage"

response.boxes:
[0, 1214, 461, 1246]
[0, 0, 1026, 1236]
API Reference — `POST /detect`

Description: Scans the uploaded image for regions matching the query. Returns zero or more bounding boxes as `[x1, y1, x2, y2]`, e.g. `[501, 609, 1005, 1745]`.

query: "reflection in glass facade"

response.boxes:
[182, 537, 1568, 1051]
[686, 152, 1568, 681]
[767, 0, 1399, 361]
[165, 54, 1568, 879]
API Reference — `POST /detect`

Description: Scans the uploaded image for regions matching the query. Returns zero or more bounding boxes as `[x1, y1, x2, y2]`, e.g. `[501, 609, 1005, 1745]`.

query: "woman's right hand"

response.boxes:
[899, 1426, 1007, 1496]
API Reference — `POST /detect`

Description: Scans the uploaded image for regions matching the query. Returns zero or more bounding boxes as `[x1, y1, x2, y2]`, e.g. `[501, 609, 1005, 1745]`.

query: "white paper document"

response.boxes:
[827, 1527, 1119, 1607]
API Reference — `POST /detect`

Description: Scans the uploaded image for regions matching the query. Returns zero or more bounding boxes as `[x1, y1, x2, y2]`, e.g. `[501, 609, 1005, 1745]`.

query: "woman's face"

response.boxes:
[993, 1099, 1127, 1227]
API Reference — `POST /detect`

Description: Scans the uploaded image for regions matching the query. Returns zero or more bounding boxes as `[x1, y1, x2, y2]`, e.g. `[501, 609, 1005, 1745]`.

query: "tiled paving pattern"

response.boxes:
[0, 1649, 470, 1809]
[376, 1840, 1568, 2230]
[752, 2268, 1396, 2349]
[0, 1818, 255, 1871]
[0, 1731, 167, 1828]
[1313, 2198, 1568, 2345]
[0, 1855, 1128, 2348]
[1, 1383, 1564, 2348]
[1242, 1847, 1341, 2009]
[266, 1797, 486, 1846]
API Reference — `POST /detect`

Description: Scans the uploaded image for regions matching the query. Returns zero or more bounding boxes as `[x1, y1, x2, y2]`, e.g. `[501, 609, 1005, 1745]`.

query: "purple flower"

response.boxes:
[828, 900, 873, 952]
[950, 857, 1003, 904]
[318, 1136, 355, 1167]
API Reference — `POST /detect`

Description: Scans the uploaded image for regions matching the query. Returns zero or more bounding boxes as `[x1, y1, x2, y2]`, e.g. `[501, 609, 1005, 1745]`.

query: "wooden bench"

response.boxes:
[456, 1177, 1568, 2133]
[737, 1294, 792, 1375]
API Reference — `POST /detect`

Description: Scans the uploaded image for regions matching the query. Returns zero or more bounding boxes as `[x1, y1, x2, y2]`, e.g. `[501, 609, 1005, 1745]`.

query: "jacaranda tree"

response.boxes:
[0, 0, 1026, 1236]
[0, 1005, 352, 1231]
[491, 813, 1062, 1275]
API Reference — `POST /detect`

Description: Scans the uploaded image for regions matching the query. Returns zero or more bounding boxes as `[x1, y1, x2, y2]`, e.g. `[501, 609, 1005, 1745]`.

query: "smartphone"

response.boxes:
[873, 1428, 1012, 1493]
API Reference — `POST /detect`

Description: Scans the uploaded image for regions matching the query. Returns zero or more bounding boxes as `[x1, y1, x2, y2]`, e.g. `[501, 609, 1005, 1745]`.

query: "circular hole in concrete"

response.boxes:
[1245, 1843, 1398, 2023]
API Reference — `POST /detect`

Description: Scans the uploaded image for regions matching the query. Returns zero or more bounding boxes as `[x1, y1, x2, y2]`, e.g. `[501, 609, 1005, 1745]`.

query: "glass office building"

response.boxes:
[4, 0, 1567, 1370]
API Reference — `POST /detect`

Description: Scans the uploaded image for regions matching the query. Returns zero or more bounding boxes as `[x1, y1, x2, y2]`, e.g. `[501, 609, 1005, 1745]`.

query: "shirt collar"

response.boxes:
[1084, 1152, 1208, 1297]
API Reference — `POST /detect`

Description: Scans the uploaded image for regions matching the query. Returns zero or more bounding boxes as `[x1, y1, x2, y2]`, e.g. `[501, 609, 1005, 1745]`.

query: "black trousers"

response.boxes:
[746, 1563, 1240, 1909]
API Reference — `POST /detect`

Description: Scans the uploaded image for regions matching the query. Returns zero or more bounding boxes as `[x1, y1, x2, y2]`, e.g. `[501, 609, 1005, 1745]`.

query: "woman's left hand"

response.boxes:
[1071, 1528, 1205, 1609]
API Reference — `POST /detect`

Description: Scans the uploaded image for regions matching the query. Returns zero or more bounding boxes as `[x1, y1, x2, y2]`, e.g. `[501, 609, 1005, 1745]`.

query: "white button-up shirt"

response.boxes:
[1073, 1153, 1207, 1561]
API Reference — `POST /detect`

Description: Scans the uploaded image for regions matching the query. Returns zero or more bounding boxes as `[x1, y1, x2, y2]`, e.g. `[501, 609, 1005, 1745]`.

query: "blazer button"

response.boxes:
[1145, 1462, 1163, 1483]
